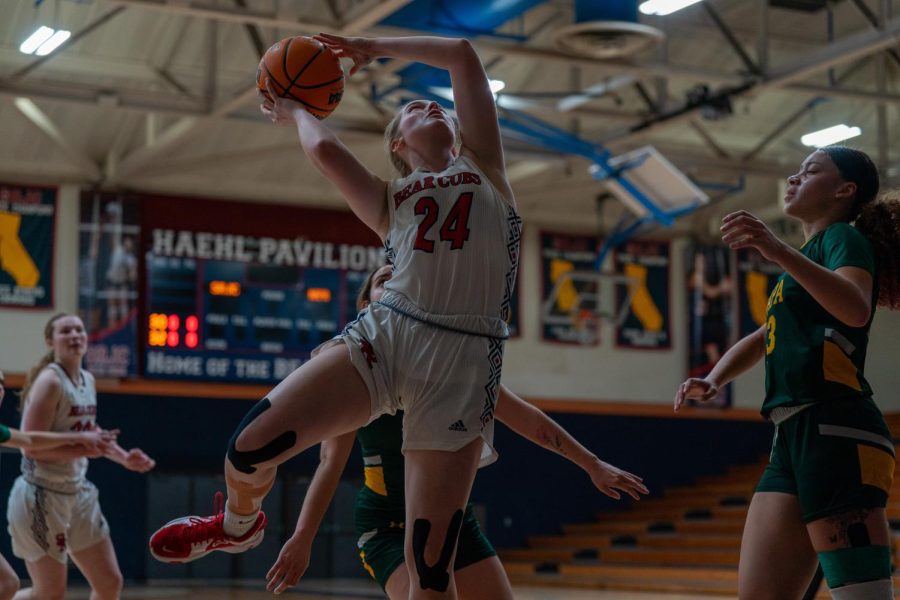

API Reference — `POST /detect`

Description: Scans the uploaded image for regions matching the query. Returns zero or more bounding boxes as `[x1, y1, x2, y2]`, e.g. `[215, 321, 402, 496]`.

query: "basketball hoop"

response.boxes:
[541, 271, 639, 345]
[573, 308, 600, 345]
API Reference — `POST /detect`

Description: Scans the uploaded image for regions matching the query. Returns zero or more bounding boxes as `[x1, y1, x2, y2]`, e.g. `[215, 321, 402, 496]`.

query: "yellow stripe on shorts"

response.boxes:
[364, 465, 387, 496]
[858, 444, 895, 494]
[359, 550, 376, 579]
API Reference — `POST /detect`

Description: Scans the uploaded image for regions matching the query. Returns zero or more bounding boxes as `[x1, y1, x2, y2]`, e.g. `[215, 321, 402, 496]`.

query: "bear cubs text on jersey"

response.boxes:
[393, 171, 482, 208]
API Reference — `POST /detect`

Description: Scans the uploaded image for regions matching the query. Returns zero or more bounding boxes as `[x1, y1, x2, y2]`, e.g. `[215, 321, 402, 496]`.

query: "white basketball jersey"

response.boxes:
[384, 156, 522, 321]
[21, 363, 97, 493]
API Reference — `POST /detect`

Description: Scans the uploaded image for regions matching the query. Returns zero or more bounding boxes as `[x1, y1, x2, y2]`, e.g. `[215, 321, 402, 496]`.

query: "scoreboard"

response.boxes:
[143, 245, 379, 384]
[134, 193, 516, 384]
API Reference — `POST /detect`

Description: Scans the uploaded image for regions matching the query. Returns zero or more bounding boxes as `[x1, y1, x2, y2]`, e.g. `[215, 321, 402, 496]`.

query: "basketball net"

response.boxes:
[573, 308, 600, 345]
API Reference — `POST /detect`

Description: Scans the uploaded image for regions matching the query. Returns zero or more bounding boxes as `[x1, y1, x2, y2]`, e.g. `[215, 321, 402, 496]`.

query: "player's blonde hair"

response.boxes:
[19, 313, 73, 411]
[384, 101, 460, 177]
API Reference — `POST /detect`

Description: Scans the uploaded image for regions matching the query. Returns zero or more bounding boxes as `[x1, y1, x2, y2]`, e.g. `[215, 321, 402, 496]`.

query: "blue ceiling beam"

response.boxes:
[379, 0, 545, 38]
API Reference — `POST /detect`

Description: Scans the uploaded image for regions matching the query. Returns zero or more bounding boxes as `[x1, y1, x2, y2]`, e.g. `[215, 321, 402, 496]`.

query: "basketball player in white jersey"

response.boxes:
[0, 369, 116, 600]
[150, 34, 523, 599]
[9, 314, 155, 600]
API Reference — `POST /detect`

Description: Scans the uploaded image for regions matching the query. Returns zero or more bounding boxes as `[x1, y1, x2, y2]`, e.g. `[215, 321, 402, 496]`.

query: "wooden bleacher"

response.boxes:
[502, 447, 900, 598]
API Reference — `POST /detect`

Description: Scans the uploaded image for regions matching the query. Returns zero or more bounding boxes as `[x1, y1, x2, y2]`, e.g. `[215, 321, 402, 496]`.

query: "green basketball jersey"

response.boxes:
[762, 222, 876, 415]
[356, 411, 405, 509]
[0, 423, 9, 444]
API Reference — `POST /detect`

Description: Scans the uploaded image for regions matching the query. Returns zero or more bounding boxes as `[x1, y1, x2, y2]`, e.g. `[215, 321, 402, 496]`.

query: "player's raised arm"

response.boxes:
[261, 77, 388, 240]
[314, 34, 511, 200]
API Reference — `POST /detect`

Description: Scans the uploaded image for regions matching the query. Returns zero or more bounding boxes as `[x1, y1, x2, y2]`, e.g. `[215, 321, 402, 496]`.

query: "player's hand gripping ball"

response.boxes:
[256, 36, 344, 119]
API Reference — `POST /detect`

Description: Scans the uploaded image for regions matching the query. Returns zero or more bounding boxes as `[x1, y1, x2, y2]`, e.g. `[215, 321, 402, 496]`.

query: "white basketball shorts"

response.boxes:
[341, 291, 508, 467]
[8, 477, 110, 563]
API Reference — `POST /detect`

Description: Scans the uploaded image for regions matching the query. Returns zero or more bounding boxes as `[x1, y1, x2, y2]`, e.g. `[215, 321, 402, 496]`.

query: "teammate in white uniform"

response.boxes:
[150, 34, 524, 599]
[9, 314, 154, 600]
[0, 370, 115, 600]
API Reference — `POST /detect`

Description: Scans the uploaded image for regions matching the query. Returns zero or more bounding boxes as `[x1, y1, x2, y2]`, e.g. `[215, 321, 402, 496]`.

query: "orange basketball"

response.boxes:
[256, 36, 344, 120]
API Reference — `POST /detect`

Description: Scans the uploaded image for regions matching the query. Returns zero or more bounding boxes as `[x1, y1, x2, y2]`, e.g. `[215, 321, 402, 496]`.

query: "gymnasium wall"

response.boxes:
[2, 184, 899, 412]
[0, 390, 773, 582]
[503, 226, 900, 411]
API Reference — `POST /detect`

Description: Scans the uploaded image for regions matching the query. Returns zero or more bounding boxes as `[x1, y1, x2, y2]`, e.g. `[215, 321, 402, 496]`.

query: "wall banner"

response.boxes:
[0, 184, 56, 309]
[540, 231, 602, 346]
[78, 192, 141, 378]
[614, 240, 671, 350]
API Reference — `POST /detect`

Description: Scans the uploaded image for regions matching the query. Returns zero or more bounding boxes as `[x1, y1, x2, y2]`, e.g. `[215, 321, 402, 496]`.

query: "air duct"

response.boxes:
[553, 0, 664, 59]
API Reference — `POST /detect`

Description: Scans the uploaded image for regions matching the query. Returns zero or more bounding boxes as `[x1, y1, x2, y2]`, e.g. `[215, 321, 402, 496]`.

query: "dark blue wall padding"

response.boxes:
[0, 391, 771, 580]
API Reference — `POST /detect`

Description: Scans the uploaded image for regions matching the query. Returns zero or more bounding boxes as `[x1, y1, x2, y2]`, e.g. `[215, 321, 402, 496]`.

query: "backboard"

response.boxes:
[541, 271, 640, 345]
[593, 145, 709, 219]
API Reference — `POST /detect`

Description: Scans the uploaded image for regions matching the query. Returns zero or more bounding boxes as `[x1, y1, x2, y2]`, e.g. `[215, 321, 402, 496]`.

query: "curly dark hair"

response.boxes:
[819, 146, 900, 309]
[855, 193, 900, 309]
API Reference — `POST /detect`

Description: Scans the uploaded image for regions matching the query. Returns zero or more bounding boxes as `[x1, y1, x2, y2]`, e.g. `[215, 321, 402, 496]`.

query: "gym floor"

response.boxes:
[64, 579, 726, 599]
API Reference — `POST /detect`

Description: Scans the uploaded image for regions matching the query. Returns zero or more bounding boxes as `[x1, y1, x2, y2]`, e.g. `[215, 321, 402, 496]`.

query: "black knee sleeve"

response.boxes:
[412, 509, 464, 592]
[226, 398, 296, 474]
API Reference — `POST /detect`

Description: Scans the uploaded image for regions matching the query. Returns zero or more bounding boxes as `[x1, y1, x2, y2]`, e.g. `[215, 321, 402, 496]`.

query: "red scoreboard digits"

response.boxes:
[148, 313, 200, 349]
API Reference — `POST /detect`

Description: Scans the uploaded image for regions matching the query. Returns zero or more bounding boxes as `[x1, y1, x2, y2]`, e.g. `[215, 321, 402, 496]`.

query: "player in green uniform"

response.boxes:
[264, 265, 649, 597]
[674, 146, 900, 600]
[0, 369, 117, 600]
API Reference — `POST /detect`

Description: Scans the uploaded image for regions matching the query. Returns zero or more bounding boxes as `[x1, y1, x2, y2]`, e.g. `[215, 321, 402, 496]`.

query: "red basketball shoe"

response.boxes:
[149, 491, 267, 563]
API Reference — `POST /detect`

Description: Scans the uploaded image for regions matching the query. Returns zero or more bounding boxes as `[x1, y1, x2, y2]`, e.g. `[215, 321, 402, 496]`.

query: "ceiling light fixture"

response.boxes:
[429, 80, 505, 102]
[35, 29, 71, 56]
[801, 124, 862, 147]
[19, 26, 71, 56]
[639, 0, 705, 16]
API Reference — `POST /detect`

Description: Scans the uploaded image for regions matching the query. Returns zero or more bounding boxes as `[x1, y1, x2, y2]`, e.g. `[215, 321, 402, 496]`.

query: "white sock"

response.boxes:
[223, 506, 258, 538]
[830, 579, 893, 599]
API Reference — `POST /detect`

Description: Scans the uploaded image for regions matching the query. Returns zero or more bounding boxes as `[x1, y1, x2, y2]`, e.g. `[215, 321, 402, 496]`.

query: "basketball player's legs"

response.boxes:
[69, 538, 122, 600]
[224, 343, 372, 517]
[383, 542, 512, 600]
[13, 557, 67, 600]
[796, 400, 894, 599]
[404, 439, 483, 600]
[454, 557, 514, 600]
[737, 492, 817, 600]
[806, 508, 892, 599]
[385, 567, 410, 600]
[151, 343, 373, 563]
[453, 503, 513, 600]
[0, 554, 19, 600]
[385, 557, 513, 600]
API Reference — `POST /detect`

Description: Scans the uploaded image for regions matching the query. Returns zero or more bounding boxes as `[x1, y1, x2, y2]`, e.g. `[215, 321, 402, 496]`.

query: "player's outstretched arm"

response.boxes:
[674, 324, 766, 412]
[260, 78, 388, 239]
[101, 437, 155, 473]
[3, 427, 117, 452]
[266, 431, 355, 595]
[495, 386, 649, 501]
